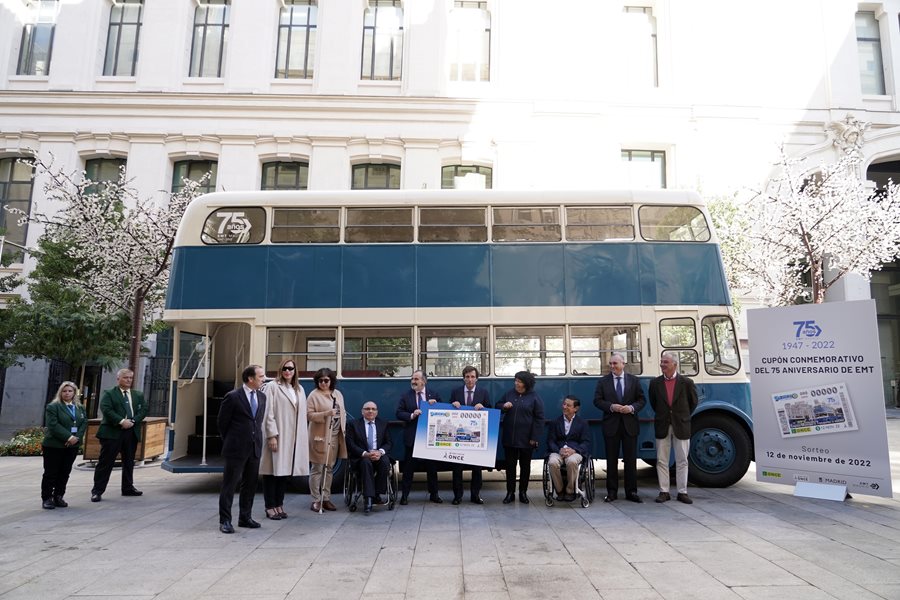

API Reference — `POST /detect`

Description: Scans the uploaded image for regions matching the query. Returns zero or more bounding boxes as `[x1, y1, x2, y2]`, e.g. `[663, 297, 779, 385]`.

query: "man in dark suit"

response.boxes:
[448, 366, 491, 504]
[594, 352, 646, 503]
[650, 351, 699, 504]
[396, 369, 442, 505]
[346, 401, 393, 514]
[91, 368, 147, 502]
[217, 364, 267, 533]
[547, 395, 591, 502]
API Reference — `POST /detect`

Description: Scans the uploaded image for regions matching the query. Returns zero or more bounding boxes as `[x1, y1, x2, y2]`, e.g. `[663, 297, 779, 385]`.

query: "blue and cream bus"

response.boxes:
[162, 189, 752, 488]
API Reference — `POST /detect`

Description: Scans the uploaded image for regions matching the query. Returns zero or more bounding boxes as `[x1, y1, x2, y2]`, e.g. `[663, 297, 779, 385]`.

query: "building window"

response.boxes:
[16, 0, 59, 76]
[261, 161, 309, 190]
[441, 165, 492, 189]
[621, 149, 666, 189]
[448, 1, 490, 82]
[172, 160, 217, 194]
[189, 0, 230, 78]
[0, 158, 35, 263]
[84, 157, 126, 195]
[351, 163, 401, 189]
[275, 0, 316, 79]
[103, 0, 143, 76]
[623, 6, 657, 87]
[361, 0, 403, 81]
[857, 11, 886, 95]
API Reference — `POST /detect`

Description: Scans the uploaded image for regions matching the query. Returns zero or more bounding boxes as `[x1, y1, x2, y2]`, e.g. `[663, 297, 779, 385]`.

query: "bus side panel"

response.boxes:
[564, 244, 641, 306]
[638, 244, 730, 306]
[416, 245, 491, 307]
[491, 245, 565, 306]
[342, 245, 416, 308]
[268, 245, 342, 308]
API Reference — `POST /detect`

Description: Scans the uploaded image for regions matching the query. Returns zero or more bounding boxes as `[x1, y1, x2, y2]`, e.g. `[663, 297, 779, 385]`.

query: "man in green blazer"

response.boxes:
[91, 368, 147, 502]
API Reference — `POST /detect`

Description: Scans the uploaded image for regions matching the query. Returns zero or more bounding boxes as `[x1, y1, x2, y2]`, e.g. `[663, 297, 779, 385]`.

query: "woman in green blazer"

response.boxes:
[41, 381, 87, 509]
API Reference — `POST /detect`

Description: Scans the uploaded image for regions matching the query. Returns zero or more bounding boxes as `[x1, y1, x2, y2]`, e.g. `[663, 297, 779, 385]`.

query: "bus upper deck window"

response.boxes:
[419, 207, 487, 242]
[272, 208, 340, 243]
[566, 207, 634, 241]
[201, 207, 266, 244]
[346, 208, 413, 243]
[638, 205, 710, 242]
[492, 207, 561, 242]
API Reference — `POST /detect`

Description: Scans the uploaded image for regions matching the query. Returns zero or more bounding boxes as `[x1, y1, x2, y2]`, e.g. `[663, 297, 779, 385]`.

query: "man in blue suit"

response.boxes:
[396, 370, 443, 504]
[547, 395, 591, 502]
[594, 352, 646, 503]
[448, 366, 491, 504]
[217, 364, 267, 533]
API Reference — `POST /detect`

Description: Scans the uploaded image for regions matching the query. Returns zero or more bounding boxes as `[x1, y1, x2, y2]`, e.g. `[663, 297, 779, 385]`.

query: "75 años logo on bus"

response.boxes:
[215, 211, 253, 244]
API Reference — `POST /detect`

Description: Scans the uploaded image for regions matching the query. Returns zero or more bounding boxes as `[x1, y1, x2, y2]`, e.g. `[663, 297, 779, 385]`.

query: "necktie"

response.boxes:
[467, 390, 473, 406]
[615, 377, 623, 402]
[417, 391, 425, 410]
[249, 390, 258, 418]
[67, 404, 76, 420]
[123, 390, 133, 419]
[367, 421, 376, 451]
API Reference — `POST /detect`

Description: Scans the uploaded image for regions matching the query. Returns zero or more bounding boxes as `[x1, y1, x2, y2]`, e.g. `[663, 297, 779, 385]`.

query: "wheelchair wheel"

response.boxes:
[542, 459, 555, 507]
[344, 464, 358, 511]
[580, 459, 595, 508]
[388, 462, 398, 510]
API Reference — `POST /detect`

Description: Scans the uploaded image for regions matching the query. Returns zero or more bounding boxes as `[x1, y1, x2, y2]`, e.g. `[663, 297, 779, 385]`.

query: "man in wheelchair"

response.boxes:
[346, 402, 393, 514]
[546, 396, 591, 502]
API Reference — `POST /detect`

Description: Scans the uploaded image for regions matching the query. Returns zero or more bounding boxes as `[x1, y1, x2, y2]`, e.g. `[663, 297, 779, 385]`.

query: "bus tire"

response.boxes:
[688, 413, 751, 488]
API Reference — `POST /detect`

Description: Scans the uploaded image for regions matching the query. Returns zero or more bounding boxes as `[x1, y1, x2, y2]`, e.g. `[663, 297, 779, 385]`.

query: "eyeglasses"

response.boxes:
[282, 366, 295, 371]
[318, 378, 331, 383]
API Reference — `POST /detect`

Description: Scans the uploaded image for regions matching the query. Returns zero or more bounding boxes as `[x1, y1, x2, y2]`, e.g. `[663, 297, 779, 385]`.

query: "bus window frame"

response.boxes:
[701, 314, 742, 376]
[637, 204, 711, 242]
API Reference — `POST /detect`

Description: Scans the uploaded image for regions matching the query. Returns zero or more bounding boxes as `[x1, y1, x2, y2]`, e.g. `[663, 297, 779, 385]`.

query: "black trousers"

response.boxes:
[605, 420, 639, 495]
[401, 445, 438, 496]
[451, 465, 483, 500]
[504, 446, 534, 493]
[92, 428, 137, 495]
[41, 445, 79, 500]
[219, 454, 260, 523]
[262, 475, 288, 509]
[358, 455, 391, 499]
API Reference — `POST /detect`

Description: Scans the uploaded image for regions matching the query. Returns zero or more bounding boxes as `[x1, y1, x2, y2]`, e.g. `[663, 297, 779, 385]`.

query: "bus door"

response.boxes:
[654, 311, 701, 379]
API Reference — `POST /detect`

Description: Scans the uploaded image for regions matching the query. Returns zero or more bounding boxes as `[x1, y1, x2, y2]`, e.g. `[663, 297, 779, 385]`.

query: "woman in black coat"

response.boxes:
[499, 371, 544, 504]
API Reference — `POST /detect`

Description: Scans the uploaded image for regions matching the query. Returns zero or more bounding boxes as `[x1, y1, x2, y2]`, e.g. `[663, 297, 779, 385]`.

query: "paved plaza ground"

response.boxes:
[1, 415, 899, 600]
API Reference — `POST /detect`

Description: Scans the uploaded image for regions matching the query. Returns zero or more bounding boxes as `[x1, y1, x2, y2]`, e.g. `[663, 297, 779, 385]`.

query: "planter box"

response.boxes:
[83, 416, 168, 462]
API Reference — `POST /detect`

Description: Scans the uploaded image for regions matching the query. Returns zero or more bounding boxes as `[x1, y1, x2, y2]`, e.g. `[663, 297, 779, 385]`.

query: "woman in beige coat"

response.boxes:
[260, 359, 309, 520]
[307, 367, 347, 512]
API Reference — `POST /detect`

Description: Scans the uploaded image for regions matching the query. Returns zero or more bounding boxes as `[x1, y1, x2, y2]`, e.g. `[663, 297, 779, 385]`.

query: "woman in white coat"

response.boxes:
[260, 359, 309, 519]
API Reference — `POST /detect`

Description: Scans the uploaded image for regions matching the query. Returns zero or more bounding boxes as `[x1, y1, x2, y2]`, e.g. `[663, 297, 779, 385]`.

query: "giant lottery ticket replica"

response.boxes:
[747, 300, 892, 498]
[413, 403, 500, 468]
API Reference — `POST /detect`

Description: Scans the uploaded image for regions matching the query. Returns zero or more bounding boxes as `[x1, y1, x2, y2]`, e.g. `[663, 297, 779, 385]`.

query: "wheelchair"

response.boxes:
[542, 453, 595, 508]
[343, 456, 399, 512]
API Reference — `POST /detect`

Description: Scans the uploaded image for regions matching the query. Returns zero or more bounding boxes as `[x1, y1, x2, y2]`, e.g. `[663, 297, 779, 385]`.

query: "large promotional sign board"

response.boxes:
[412, 403, 500, 468]
[747, 300, 892, 498]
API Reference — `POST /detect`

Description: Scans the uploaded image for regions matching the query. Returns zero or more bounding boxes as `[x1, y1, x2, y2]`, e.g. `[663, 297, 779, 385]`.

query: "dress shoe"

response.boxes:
[604, 493, 618, 503]
[42, 499, 56, 510]
[53, 496, 68, 508]
[626, 493, 643, 503]
[219, 521, 234, 534]
[238, 518, 261, 528]
[90, 493, 102, 502]
[429, 494, 443, 504]
[451, 497, 462, 505]
[310, 502, 321, 512]
[323, 500, 337, 511]
[502, 493, 515, 504]
[122, 488, 143, 497]
[471, 497, 484, 505]
[676, 493, 693, 504]
[518, 492, 530, 504]
[399, 495, 409, 505]
[655, 492, 671, 503]
[364, 498, 373, 514]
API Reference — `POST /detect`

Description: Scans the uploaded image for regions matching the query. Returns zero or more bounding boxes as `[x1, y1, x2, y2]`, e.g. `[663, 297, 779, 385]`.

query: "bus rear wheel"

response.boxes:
[688, 413, 751, 488]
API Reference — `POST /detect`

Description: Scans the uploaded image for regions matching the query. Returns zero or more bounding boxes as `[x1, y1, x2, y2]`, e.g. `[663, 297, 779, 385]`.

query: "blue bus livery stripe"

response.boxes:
[165, 242, 730, 310]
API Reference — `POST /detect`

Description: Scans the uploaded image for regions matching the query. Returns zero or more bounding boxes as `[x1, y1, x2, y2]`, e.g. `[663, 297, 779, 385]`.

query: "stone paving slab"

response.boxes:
[0, 417, 897, 599]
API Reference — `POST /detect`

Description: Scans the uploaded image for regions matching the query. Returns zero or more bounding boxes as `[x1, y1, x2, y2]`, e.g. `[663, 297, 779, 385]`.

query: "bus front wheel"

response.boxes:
[688, 413, 751, 488]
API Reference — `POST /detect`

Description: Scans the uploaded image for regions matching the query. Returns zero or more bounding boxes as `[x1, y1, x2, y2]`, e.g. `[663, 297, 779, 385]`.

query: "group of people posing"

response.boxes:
[36, 353, 699, 532]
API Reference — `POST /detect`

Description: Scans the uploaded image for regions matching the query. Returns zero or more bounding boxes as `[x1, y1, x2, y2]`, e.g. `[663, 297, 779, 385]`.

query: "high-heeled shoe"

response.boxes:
[265, 508, 280, 520]
[276, 507, 288, 519]
[502, 492, 515, 504]
[519, 492, 530, 504]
